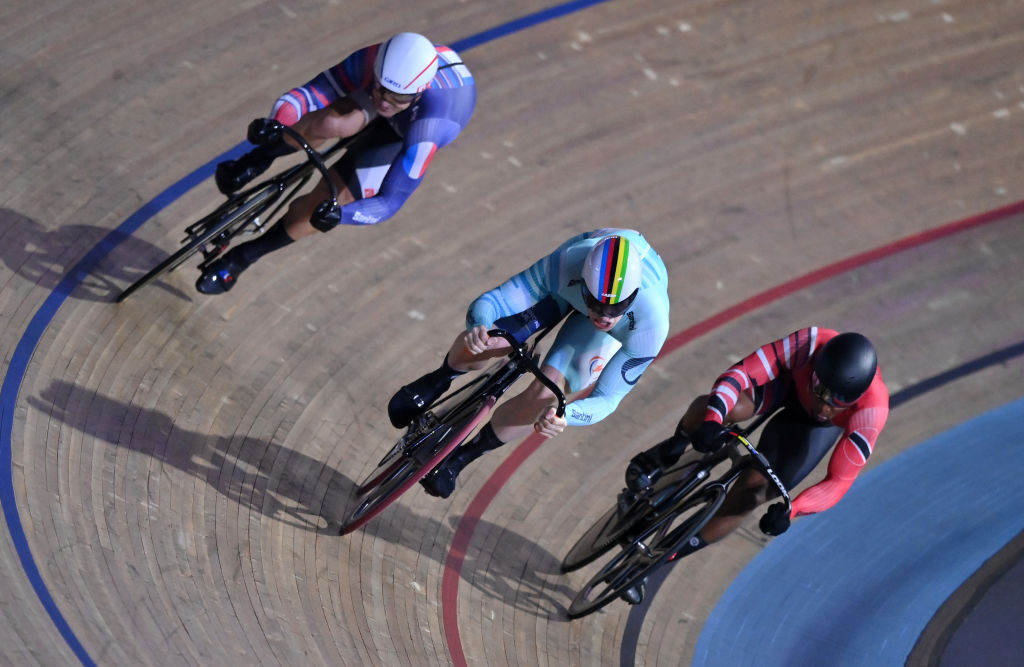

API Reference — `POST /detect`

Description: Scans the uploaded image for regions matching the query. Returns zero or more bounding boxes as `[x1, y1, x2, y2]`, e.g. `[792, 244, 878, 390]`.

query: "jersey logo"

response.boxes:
[569, 406, 593, 424]
[588, 356, 606, 376]
[621, 356, 656, 385]
[403, 141, 437, 179]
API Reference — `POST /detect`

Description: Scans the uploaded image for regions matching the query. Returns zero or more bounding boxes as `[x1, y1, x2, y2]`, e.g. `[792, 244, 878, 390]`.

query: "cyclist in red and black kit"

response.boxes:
[617, 327, 889, 604]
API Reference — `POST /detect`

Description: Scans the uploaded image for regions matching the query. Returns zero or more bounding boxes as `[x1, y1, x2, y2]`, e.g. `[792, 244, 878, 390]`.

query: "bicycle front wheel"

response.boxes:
[116, 188, 279, 302]
[338, 396, 495, 535]
[566, 485, 726, 619]
[561, 460, 704, 573]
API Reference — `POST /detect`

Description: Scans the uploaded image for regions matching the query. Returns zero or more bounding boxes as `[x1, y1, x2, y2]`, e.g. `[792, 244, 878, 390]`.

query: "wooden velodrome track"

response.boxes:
[2, 1, 1023, 665]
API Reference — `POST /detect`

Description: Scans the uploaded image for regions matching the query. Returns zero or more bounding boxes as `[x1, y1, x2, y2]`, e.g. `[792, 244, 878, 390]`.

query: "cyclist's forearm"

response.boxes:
[287, 106, 366, 148]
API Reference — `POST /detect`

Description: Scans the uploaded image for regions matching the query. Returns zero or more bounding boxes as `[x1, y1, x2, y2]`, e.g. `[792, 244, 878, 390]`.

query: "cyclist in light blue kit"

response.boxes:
[388, 229, 671, 498]
[197, 32, 476, 294]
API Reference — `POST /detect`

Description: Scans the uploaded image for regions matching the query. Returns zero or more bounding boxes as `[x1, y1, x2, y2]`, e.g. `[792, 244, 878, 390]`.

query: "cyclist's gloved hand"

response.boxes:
[247, 118, 285, 146]
[311, 200, 341, 231]
[759, 502, 791, 536]
[691, 420, 729, 453]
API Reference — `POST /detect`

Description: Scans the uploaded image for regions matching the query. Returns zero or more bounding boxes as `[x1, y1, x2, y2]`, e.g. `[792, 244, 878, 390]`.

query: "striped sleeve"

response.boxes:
[704, 327, 820, 423]
[790, 401, 888, 516]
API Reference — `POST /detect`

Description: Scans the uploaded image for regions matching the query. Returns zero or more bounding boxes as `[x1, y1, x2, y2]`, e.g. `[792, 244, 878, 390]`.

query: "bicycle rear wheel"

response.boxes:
[566, 485, 726, 619]
[116, 187, 279, 302]
[561, 460, 704, 573]
[338, 396, 495, 535]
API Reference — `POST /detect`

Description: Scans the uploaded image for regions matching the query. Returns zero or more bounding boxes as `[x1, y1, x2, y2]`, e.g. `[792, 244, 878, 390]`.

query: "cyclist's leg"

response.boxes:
[754, 406, 844, 497]
[622, 391, 756, 493]
[697, 405, 842, 542]
[197, 121, 396, 293]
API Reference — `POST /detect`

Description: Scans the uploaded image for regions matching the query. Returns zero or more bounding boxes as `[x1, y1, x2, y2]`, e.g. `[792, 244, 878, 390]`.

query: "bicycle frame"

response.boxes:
[116, 121, 350, 302]
[647, 416, 791, 518]
[338, 325, 567, 534]
[564, 413, 793, 617]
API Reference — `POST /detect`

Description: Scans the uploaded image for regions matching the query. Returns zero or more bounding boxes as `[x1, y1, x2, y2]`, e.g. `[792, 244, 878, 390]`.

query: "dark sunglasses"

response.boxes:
[374, 82, 418, 105]
[582, 286, 637, 319]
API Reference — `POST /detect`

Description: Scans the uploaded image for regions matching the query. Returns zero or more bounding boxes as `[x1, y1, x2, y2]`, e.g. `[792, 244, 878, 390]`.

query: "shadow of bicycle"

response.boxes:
[0, 208, 191, 302]
[28, 379, 574, 615]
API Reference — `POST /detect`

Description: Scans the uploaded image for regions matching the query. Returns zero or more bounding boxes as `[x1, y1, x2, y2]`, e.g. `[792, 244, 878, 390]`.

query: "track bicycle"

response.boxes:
[116, 121, 347, 302]
[338, 327, 568, 535]
[562, 415, 790, 618]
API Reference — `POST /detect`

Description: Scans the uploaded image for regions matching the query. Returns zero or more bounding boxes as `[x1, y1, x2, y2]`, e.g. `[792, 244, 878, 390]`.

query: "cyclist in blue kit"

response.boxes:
[197, 32, 476, 294]
[387, 229, 671, 499]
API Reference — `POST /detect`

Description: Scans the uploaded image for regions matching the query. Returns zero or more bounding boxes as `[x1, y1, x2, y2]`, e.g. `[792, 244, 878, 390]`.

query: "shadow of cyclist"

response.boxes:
[0, 208, 189, 302]
[29, 379, 360, 531]
[29, 379, 574, 613]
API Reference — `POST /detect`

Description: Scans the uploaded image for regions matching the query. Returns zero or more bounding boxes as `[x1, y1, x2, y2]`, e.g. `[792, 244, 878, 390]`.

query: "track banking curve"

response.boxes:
[2, 2, 1022, 665]
[445, 201, 1024, 667]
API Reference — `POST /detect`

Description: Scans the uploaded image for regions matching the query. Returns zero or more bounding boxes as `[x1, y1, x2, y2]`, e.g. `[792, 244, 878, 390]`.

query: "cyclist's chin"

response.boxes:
[589, 317, 618, 331]
[375, 102, 401, 117]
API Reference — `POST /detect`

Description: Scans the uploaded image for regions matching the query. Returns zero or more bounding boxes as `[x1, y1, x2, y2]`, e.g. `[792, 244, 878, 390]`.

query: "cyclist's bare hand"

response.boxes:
[464, 325, 494, 355]
[534, 407, 566, 438]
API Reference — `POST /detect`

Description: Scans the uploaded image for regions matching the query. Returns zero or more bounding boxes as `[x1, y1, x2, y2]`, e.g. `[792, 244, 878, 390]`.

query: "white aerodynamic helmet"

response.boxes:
[374, 32, 439, 94]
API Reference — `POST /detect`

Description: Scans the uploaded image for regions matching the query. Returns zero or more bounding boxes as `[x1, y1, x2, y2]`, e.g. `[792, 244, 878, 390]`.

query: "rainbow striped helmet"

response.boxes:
[581, 235, 642, 318]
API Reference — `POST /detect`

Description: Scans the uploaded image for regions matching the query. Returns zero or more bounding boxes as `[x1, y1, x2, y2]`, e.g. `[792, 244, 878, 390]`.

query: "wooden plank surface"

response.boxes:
[1, 1, 1022, 664]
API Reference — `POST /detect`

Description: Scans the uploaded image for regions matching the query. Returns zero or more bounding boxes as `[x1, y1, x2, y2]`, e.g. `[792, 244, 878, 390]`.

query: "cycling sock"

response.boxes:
[451, 423, 505, 468]
[233, 220, 295, 266]
[438, 353, 467, 381]
[414, 354, 467, 394]
[649, 432, 691, 468]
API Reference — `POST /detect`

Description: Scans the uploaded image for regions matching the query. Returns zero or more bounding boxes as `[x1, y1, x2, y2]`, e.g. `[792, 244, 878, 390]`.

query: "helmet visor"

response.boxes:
[809, 371, 858, 408]
[582, 286, 638, 319]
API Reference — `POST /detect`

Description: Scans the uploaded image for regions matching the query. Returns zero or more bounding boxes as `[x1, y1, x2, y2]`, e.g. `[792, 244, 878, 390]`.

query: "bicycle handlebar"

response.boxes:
[271, 121, 340, 212]
[487, 328, 567, 418]
[728, 429, 792, 515]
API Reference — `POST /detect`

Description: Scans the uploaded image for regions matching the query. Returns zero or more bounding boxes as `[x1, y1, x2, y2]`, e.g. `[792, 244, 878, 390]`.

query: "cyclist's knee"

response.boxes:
[678, 395, 710, 434]
[720, 474, 768, 516]
[519, 376, 560, 404]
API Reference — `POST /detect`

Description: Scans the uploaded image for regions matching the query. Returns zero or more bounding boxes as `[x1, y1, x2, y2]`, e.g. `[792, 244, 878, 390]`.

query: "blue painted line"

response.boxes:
[888, 340, 1024, 406]
[619, 340, 1024, 665]
[450, 0, 615, 52]
[0, 3, 616, 663]
[694, 395, 1024, 666]
[0, 150, 233, 667]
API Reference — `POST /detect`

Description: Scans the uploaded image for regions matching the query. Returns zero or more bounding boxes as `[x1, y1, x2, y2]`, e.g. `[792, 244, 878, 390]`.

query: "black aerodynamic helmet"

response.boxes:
[810, 332, 877, 407]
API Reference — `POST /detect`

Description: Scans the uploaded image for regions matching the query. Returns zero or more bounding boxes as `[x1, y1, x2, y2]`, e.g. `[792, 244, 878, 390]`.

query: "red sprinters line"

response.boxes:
[440, 198, 1024, 665]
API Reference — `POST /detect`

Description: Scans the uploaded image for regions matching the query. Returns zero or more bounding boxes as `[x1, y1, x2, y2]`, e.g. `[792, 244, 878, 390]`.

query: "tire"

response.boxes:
[566, 485, 726, 619]
[116, 188, 279, 302]
[560, 460, 704, 573]
[338, 396, 495, 535]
